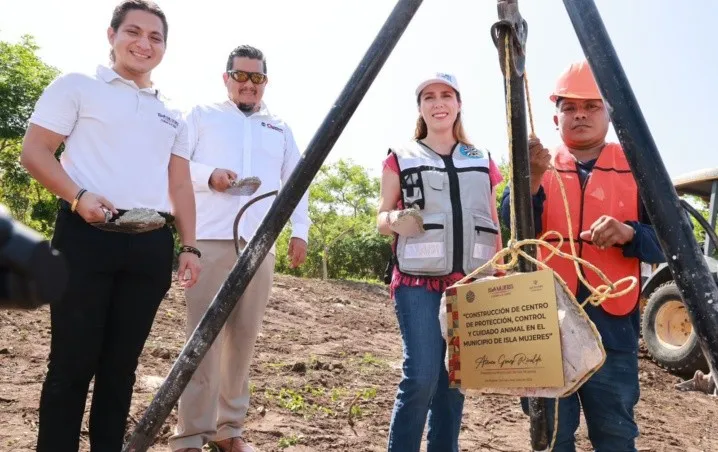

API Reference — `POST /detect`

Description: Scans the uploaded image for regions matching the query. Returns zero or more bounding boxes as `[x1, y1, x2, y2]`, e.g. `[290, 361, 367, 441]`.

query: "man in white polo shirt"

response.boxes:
[20, 1, 201, 451]
[170, 45, 310, 452]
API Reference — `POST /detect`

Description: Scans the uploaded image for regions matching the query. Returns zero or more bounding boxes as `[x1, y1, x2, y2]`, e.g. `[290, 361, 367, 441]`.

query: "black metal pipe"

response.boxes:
[494, 1, 548, 450]
[506, 40, 550, 452]
[563, 0, 718, 387]
[511, 68, 550, 452]
[505, 51, 550, 452]
[122, 1, 424, 450]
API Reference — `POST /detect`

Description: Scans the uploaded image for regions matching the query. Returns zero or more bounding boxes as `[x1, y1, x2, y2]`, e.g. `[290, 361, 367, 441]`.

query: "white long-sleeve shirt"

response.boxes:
[186, 99, 310, 254]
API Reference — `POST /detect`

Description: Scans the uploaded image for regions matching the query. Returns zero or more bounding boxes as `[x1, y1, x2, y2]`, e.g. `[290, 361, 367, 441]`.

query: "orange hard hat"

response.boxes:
[549, 60, 602, 103]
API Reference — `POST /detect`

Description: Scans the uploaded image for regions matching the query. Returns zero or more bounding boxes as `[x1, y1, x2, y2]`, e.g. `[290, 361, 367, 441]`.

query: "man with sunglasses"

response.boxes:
[170, 45, 310, 452]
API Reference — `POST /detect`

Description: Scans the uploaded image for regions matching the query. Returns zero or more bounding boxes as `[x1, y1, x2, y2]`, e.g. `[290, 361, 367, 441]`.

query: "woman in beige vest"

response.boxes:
[377, 72, 503, 452]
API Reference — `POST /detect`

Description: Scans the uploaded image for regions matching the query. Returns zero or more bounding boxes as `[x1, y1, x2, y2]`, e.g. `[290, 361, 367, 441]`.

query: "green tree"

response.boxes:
[309, 159, 380, 280]
[681, 195, 718, 257]
[0, 35, 61, 235]
[495, 157, 511, 246]
[0, 35, 59, 139]
[275, 159, 391, 281]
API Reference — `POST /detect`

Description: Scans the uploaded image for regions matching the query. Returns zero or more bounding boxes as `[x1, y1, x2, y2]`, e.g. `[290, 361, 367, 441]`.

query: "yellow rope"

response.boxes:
[523, 72, 536, 138]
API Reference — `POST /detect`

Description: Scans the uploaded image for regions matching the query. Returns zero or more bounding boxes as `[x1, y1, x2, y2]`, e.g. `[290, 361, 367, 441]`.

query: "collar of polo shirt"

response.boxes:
[96, 65, 160, 98]
[223, 98, 271, 117]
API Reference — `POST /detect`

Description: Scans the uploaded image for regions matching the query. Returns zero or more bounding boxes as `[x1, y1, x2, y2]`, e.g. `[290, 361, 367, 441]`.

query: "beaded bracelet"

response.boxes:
[179, 245, 201, 258]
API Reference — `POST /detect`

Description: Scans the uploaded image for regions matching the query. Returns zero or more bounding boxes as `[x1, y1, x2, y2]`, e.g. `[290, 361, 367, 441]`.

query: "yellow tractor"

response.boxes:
[640, 168, 718, 378]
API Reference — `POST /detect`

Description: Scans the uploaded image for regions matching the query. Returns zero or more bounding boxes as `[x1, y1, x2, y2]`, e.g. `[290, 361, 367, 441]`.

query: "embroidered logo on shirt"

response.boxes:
[261, 121, 284, 133]
[459, 144, 485, 159]
[158, 113, 179, 128]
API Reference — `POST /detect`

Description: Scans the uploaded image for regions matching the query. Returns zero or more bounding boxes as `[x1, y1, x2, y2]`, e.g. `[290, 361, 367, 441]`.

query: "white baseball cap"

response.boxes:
[415, 72, 461, 97]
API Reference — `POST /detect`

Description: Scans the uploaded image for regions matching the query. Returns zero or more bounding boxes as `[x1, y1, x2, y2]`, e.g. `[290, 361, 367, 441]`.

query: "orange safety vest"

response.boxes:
[541, 143, 641, 316]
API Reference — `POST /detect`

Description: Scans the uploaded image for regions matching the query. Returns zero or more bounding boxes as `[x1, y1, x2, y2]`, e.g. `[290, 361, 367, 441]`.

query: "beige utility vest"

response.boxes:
[391, 140, 498, 277]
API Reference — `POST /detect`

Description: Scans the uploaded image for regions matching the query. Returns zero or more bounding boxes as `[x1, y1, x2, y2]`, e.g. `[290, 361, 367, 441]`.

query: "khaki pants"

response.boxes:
[170, 240, 275, 450]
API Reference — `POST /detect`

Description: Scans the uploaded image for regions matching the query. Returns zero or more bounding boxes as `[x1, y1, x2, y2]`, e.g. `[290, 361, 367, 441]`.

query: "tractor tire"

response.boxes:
[642, 282, 708, 376]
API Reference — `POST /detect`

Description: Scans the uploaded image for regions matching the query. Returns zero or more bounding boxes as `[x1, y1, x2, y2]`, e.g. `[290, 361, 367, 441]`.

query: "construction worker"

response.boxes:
[499, 60, 665, 451]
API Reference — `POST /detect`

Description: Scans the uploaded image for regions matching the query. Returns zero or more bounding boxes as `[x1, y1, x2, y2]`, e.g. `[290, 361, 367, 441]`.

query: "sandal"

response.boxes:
[208, 437, 256, 452]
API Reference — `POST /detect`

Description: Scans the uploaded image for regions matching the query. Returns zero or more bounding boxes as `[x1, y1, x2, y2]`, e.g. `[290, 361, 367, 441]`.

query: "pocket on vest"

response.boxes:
[468, 213, 498, 273]
[426, 171, 446, 191]
[396, 212, 450, 276]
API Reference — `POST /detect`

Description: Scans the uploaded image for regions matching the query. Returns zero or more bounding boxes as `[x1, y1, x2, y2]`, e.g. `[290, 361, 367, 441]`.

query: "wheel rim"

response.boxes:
[655, 299, 693, 349]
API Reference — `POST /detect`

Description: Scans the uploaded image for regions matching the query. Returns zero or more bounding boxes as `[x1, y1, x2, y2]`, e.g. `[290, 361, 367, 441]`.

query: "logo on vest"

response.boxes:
[459, 144, 485, 159]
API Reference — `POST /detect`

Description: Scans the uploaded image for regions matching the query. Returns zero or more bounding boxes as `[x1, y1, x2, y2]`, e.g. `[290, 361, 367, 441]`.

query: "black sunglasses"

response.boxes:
[227, 70, 267, 84]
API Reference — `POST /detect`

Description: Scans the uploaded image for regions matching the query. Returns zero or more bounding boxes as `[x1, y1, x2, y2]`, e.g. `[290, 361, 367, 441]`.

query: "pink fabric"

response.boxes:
[489, 159, 503, 187]
[389, 268, 466, 298]
[382, 150, 502, 297]
[382, 153, 400, 174]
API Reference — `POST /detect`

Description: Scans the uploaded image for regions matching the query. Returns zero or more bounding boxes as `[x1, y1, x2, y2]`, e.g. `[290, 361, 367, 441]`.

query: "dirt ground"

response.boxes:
[1, 274, 717, 451]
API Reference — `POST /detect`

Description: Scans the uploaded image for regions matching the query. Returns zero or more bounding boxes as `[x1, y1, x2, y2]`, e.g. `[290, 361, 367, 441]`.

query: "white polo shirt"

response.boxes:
[29, 65, 189, 213]
[186, 99, 310, 253]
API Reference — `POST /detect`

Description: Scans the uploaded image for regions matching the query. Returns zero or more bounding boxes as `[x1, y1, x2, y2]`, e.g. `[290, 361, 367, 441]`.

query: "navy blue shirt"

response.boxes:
[499, 159, 665, 352]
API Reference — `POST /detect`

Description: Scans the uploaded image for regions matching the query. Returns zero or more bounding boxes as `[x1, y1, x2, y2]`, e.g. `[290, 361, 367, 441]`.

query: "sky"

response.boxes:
[1, 0, 716, 180]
